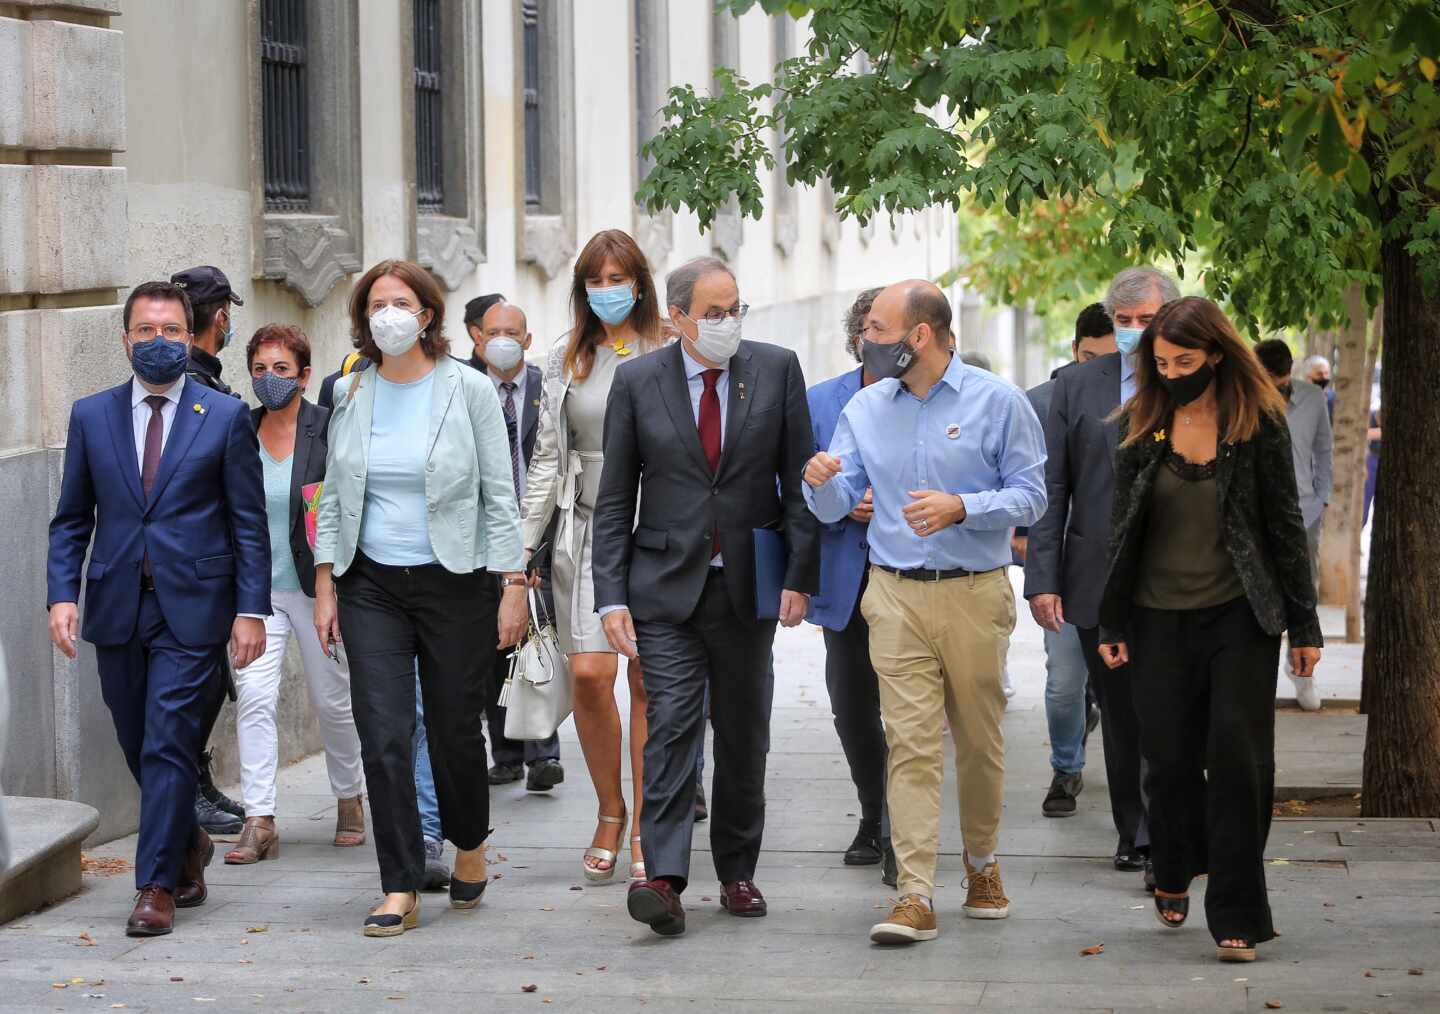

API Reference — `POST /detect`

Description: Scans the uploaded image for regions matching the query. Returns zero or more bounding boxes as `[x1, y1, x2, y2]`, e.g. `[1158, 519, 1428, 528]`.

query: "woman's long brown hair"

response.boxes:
[1119, 296, 1286, 447]
[564, 229, 662, 381]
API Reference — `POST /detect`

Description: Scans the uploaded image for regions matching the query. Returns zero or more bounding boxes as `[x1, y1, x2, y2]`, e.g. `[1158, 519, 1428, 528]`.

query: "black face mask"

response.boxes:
[1278, 381, 1293, 400]
[861, 331, 919, 380]
[1159, 362, 1215, 407]
[1313, 376, 1330, 390]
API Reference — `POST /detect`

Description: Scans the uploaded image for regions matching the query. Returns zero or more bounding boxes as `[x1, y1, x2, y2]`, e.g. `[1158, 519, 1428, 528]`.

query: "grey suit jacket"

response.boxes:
[1286, 378, 1333, 528]
[1023, 352, 1123, 630]
[591, 339, 819, 624]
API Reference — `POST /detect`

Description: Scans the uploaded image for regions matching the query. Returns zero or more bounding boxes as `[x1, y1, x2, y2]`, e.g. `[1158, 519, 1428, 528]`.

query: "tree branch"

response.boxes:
[1222, 94, 1255, 181]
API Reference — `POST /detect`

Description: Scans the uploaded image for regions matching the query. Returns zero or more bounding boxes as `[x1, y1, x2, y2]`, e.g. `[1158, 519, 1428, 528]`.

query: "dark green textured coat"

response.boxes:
[1099, 411, 1323, 648]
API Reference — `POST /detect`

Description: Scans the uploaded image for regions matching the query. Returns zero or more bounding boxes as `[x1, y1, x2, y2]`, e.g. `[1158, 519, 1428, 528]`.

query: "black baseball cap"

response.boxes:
[170, 265, 244, 307]
[463, 292, 506, 325]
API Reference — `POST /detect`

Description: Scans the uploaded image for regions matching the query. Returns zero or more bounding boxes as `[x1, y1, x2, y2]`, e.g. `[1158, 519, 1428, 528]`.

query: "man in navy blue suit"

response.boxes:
[47, 280, 270, 937]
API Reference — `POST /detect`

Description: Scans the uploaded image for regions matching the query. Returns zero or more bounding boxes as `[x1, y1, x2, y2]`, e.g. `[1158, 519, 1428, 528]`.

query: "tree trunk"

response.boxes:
[1349, 314, 1378, 648]
[1317, 285, 1373, 615]
[1361, 226, 1440, 818]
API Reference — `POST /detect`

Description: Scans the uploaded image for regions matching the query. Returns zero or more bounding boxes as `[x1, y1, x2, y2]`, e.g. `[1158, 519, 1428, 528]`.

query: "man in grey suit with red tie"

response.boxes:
[592, 257, 818, 937]
[47, 280, 269, 936]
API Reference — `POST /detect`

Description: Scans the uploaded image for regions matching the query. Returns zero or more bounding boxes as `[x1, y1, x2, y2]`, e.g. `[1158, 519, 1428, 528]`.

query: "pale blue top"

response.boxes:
[261, 444, 301, 592]
[1121, 352, 1137, 404]
[804, 353, 1048, 572]
[358, 371, 439, 566]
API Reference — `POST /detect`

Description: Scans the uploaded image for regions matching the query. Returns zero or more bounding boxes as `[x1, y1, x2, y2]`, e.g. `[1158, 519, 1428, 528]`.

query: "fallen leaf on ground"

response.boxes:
[540, 907, 554, 912]
[1264, 1002, 1283, 1010]
[77, 933, 96, 946]
[170, 977, 184, 982]
[569, 886, 582, 891]
[595, 966, 607, 971]
[1079, 943, 1104, 956]
[523, 956, 535, 961]
[70, 977, 86, 984]
[51, 984, 67, 989]
[1364, 970, 1375, 977]
[358, 977, 370, 984]
[1410, 969, 1425, 976]
[245, 926, 268, 933]
[521, 984, 538, 993]
[193, 998, 217, 1003]
[110, 1005, 127, 1009]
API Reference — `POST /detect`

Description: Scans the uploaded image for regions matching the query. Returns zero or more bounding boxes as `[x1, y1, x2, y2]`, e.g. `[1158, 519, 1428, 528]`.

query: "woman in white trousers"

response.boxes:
[228, 325, 365, 864]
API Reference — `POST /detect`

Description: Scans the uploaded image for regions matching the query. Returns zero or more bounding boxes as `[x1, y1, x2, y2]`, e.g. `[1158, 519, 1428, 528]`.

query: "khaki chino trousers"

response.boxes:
[860, 566, 1014, 898]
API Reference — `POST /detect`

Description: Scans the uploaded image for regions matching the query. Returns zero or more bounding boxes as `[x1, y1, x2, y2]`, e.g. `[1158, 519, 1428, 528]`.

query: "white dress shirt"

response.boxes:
[130, 376, 185, 475]
[680, 343, 729, 566]
[488, 366, 530, 498]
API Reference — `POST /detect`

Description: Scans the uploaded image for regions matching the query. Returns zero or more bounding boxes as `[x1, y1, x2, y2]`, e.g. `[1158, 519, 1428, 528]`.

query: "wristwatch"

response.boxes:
[500, 576, 527, 588]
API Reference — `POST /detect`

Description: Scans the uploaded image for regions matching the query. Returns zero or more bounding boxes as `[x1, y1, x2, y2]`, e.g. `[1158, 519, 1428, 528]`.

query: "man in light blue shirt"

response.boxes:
[803, 279, 1045, 946]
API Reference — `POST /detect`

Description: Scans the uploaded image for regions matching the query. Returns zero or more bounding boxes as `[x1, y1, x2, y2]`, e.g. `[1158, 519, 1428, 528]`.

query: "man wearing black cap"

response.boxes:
[169, 266, 249, 836]
[171, 266, 243, 398]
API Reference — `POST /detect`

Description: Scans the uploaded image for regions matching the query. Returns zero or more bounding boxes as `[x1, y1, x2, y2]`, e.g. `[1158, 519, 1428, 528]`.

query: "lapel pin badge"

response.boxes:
[193, 403, 206, 415]
[1154, 429, 1166, 442]
[945, 422, 960, 439]
[738, 381, 747, 401]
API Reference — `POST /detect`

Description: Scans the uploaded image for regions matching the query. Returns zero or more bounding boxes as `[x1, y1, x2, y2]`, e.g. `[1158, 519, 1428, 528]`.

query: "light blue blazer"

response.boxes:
[805, 367, 870, 631]
[314, 354, 524, 577]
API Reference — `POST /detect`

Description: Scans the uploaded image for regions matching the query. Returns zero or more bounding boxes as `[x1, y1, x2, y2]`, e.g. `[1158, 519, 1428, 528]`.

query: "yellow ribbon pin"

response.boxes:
[614, 339, 631, 357]
[1153, 429, 1166, 442]
[193, 403, 206, 415]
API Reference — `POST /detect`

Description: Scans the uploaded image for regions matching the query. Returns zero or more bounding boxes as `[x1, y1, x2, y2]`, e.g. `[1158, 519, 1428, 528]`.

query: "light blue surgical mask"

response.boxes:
[1115, 326, 1144, 356]
[586, 284, 637, 326]
[219, 310, 235, 352]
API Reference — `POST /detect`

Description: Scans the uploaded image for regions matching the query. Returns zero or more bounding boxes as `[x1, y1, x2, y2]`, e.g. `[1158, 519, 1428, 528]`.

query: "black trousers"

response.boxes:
[336, 552, 496, 894]
[1129, 596, 1280, 945]
[486, 578, 560, 766]
[1078, 625, 1150, 851]
[635, 569, 776, 892]
[822, 596, 889, 835]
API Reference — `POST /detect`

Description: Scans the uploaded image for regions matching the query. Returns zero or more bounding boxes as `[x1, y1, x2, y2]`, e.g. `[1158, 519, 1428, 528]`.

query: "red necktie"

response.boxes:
[698, 369, 722, 554]
[141, 395, 166, 575]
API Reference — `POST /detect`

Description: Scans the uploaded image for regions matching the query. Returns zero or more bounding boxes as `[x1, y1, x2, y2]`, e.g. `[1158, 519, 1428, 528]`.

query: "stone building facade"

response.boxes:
[1, 1, 1008, 844]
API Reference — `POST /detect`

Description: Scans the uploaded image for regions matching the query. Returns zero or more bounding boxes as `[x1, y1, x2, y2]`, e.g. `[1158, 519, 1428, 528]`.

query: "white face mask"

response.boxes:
[370, 305, 424, 357]
[692, 315, 743, 363]
[484, 336, 524, 372]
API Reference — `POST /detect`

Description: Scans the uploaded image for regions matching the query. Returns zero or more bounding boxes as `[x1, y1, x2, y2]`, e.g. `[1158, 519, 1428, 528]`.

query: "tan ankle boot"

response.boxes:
[334, 795, 366, 847]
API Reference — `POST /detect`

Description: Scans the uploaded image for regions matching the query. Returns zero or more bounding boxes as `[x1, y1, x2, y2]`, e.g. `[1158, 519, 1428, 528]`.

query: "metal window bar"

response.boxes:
[261, 0, 309, 213]
[414, 0, 444, 211]
[522, 0, 543, 211]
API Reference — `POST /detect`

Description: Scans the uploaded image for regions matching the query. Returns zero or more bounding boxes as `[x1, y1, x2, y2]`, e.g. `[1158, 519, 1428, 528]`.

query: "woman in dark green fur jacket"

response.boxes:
[1097, 296, 1321, 965]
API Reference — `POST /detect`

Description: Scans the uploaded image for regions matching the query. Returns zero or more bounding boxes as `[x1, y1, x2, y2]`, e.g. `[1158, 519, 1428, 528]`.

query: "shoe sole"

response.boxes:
[843, 855, 882, 866]
[963, 905, 1010, 920]
[1217, 946, 1256, 962]
[1042, 806, 1078, 818]
[526, 770, 565, 792]
[627, 889, 685, 936]
[363, 910, 419, 937]
[720, 900, 767, 918]
[125, 923, 173, 937]
[489, 771, 523, 785]
[869, 924, 937, 944]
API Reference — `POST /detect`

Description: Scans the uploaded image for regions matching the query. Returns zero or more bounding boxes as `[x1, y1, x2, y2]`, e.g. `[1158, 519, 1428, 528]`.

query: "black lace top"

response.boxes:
[1134, 446, 1246, 610]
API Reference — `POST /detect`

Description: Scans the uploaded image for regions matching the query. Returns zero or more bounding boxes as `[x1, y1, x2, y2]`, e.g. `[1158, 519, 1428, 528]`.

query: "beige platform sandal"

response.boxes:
[583, 808, 627, 883]
[629, 835, 646, 881]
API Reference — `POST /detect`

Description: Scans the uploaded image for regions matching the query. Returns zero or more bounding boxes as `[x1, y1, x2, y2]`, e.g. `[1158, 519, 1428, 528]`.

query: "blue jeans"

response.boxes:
[413, 672, 442, 842]
[1044, 623, 1090, 776]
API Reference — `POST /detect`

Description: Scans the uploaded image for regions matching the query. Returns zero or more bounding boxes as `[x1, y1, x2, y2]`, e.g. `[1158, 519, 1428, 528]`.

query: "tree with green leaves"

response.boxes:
[638, 0, 1440, 817]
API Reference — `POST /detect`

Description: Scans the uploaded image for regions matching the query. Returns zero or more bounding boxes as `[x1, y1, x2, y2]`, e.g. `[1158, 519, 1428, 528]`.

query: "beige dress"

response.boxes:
[521, 340, 635, 654]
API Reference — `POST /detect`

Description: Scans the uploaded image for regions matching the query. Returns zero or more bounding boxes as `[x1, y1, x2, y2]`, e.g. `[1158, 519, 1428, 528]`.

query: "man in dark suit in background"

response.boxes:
[47, 281, 269, 936]
[1015, 304, 1113, 819]
[472, 300, 565, 791]
[1024, 267, 1180, 880]
[593, 256, 818, 936]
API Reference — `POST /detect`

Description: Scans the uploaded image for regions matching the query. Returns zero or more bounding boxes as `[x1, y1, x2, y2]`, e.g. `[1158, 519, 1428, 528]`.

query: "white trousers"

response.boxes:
[234, 587, 365, 815]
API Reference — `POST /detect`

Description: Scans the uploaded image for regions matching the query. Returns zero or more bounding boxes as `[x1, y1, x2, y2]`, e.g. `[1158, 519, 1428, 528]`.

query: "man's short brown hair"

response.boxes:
[246, 323, 312, 371]
[347, 259, 448, 362]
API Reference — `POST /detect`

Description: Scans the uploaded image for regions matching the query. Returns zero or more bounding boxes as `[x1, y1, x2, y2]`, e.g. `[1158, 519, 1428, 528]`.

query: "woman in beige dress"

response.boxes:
[522, 229, 663, 882]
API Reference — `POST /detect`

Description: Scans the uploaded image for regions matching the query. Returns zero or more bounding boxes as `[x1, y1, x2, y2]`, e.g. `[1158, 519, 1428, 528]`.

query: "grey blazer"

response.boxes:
[1023, 352, 1124, 630]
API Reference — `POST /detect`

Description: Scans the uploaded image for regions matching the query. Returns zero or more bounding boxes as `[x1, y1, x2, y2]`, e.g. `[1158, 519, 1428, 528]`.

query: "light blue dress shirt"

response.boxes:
[1121, 352, 1137, 405]
[804, 354, 1048, 572]
[260, 444, 302, 592]
[680, 343, 729, 439]
[358, 371, 439, 566]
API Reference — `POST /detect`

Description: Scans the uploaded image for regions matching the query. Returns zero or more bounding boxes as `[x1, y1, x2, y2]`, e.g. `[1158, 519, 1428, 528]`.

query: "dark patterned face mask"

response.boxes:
[252, 372, 300, 410]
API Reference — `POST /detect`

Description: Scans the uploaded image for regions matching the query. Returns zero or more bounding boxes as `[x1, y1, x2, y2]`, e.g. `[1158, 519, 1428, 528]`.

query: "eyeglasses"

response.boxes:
[128, 324, 189, 341]
[685, 303, 749, 325]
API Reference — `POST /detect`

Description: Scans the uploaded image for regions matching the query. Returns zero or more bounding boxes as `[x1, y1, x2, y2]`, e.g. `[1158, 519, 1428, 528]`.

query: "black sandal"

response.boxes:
[1153, 890, 1189, 930]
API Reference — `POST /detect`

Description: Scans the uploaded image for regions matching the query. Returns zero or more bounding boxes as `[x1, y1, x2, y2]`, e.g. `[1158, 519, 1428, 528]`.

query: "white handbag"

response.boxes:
[500, 585, 573, 741]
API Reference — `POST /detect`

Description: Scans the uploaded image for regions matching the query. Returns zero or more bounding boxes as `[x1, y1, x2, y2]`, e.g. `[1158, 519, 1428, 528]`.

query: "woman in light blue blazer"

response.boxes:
[313, 260, 528, 937]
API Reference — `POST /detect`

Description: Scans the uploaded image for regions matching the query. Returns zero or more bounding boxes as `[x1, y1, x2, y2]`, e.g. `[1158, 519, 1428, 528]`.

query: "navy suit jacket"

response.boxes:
[806, 367, 870, 631]
[47, 377, 271, 648]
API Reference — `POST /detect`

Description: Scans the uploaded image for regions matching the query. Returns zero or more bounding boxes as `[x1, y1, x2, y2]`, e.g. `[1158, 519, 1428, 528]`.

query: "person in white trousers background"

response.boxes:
[228, 324, 365, 864]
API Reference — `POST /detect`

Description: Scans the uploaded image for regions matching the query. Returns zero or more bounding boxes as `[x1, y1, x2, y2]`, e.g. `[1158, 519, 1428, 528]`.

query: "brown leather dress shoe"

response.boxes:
[175, 830, 214, 908]
[126, 885, 175, 936]
[627, 879, 686, 936]
[720, 879, 768, 917]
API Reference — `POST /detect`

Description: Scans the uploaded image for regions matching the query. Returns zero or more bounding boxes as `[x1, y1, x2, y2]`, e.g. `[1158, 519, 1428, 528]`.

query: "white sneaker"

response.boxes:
[1001, 667, 1016, 699]
[1289, 674, 1322, 712]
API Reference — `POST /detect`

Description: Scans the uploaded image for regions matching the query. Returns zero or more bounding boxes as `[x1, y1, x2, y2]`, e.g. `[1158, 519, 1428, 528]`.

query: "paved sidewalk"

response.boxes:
[3, 575, 1437, 1012]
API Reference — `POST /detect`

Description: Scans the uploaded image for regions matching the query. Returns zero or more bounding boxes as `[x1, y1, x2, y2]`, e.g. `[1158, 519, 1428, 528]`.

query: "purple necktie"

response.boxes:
[141, 395, 166, 575]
